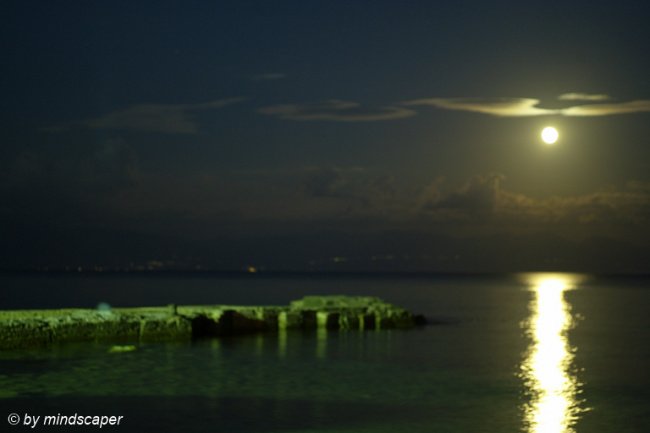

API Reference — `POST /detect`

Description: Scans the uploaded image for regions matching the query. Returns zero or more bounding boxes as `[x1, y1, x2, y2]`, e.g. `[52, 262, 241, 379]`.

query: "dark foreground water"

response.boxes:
[1, 272, 649, 432]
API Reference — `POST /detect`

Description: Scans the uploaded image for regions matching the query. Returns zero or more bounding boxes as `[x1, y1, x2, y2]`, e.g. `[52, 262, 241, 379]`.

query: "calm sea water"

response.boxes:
[0, 272, 648, 432]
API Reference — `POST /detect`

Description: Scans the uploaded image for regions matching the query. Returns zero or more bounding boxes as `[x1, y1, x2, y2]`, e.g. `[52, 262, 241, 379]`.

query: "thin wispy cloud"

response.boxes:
[401, 98, 557, 117]
[249, 73, 287, 81]
[557, 93, 610, 101]
[401, 96, 650, 117]
[560, 100, 650, 116]
[257, 100, 417, 122]
[43, 98, 247, 134]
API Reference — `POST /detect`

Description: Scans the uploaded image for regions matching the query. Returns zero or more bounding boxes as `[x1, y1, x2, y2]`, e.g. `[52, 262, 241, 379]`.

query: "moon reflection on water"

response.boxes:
[520, 274, 589, 433]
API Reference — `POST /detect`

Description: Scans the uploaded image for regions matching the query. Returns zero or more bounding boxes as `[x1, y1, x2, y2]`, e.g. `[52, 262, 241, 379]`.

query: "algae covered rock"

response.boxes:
[290, 295, 385, 310]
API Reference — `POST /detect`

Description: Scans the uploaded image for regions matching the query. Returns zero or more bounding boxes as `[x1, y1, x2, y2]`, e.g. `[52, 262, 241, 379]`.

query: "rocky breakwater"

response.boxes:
[1, 296, 424, 350]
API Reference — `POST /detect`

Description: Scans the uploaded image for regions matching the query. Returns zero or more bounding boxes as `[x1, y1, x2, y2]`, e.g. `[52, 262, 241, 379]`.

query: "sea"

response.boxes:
[0, 272, 648, 433]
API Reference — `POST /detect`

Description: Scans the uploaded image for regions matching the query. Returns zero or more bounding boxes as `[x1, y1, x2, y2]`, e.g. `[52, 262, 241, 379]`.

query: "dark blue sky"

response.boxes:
[2, 1, 650, 272]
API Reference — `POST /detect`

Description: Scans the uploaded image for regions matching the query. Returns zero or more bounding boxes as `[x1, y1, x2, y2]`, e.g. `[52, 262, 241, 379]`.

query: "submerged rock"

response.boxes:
[108, 345, 137, 353]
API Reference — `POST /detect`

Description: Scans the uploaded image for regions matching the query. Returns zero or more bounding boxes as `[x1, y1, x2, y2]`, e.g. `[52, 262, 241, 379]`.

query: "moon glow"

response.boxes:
[542, 127, 559, 144]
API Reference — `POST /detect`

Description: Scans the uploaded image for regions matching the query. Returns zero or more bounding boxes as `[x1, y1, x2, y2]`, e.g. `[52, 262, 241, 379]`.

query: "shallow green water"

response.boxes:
[0, 330, 524, 432]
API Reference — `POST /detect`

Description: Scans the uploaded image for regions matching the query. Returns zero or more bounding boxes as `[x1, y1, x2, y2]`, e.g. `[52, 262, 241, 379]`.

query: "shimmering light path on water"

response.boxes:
[520, 274, 589, 433]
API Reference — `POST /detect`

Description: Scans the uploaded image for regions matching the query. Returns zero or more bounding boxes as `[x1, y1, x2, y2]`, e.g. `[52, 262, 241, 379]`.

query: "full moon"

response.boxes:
[541, 127, 559, 144]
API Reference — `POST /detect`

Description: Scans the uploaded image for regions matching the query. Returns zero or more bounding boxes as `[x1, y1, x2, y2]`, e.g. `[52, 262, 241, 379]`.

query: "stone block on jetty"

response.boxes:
[289, 295, 416, 330]
[0, 295, 420, 350]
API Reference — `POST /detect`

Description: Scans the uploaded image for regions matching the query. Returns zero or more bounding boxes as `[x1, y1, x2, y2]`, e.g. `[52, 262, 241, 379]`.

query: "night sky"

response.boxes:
[2, 1, 649, 273]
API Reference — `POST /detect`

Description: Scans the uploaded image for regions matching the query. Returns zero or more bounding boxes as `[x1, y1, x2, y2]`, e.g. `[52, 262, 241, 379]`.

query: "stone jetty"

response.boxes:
[0, 296, 423, 350]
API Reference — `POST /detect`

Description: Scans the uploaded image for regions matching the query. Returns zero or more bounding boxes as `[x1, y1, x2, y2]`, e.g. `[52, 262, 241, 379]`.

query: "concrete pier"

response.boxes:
[0, 296, 423, 350]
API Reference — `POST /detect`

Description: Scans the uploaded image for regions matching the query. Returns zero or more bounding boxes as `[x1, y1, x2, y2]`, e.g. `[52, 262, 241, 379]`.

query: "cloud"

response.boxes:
[257, 100, 417, 122]
[368, 174, 398, 200]
[1, 139, 144, 230]
[249, 73, 287, 81]
[417, 174, 650, 233]
[557, 93, 610, 101]
[216, 168, 649, 232]
[6, 139, 141, 196]
[163, 166, 406, 227]
[497, 186, 650, 227]
[44, 98, 247, 134]
[560, 100, 650, 116]
[418, 177, 445, 210]
[401, 95, 650, 117]
[422, 174, 505, 214]
[6, 150, 647, 251]
[83, 104, 200, 134]
[88, 138, 142, 192]
[401, 98, 557, 117]
[299, 167, 347, 197]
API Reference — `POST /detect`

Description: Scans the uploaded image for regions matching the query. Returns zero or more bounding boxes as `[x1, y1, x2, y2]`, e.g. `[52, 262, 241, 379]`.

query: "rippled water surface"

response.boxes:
[1, 273, 648, 432]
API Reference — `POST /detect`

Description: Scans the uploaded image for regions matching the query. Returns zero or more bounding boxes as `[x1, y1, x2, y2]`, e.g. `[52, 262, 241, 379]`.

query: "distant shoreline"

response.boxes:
[1, 268, 648, 278]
